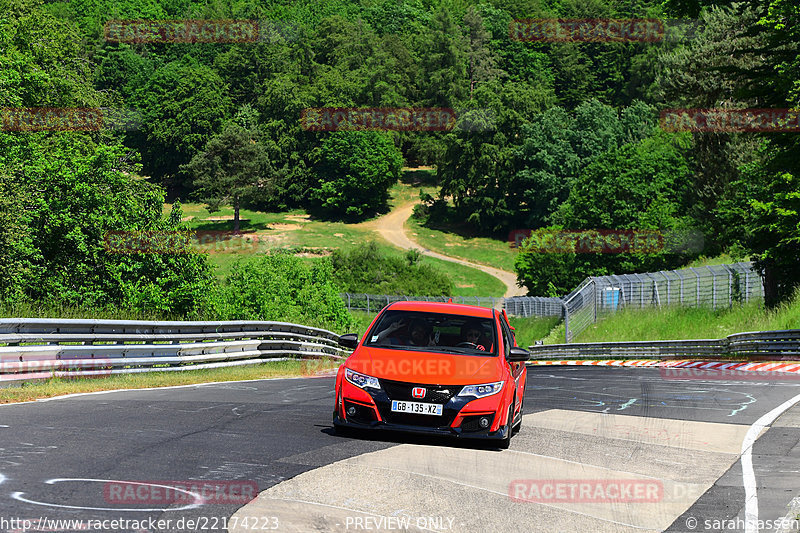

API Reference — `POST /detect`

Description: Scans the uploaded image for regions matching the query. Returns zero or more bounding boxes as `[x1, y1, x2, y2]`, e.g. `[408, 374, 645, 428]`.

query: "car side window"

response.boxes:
[500, 318, 512, 358]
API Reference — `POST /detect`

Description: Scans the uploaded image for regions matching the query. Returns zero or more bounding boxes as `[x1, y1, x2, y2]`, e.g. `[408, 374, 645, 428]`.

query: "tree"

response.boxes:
[516, 132, 697, 294]
[421, 7, 468, 107]
[723, 147, 800, 307]
[0, 134, 214, 314]
[185, 107, 273, 234]
[309, 131, 403, 221]
[463, 6, 504, 97]
[131, 56, 232, 191]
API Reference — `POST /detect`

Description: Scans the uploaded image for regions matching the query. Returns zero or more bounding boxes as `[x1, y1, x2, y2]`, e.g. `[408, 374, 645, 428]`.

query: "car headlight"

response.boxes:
[345, 367, 381, 390]
[457, 381, 504, 398]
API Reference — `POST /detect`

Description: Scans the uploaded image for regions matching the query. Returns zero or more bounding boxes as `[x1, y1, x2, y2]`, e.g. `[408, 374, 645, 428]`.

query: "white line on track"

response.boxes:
[742, 392, 800, 533]
[11, 478, 202, 512]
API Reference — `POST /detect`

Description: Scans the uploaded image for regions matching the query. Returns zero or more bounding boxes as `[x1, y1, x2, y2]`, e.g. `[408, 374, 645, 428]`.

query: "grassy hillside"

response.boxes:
[170, 179, 507, 297]
[542, 290, 800, 345]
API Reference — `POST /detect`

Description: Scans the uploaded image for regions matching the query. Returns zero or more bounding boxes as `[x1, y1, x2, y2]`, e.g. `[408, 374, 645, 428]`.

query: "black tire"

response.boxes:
[498, 403, 514, 449]
[512, 396, 524, 435]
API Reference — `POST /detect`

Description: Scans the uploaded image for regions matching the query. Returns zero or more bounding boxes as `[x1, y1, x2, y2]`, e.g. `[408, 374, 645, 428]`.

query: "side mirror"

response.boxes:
[338, 333, 359, 349]
[507, 346, 530, 362]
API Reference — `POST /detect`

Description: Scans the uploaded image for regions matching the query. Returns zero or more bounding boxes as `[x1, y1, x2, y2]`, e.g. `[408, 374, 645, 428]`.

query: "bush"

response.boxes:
[516, 132, 700, 295]
[0, 135, 215, 316]
[309, 131, 403, 221]
[212, 252, 354, 332]
[331, 242, 453, 296]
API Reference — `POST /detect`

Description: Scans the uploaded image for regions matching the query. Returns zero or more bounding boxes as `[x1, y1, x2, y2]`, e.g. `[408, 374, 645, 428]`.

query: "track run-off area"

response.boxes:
[1, 367, 799, 533]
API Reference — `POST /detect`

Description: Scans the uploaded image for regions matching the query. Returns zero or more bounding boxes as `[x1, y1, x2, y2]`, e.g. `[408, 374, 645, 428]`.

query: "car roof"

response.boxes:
[385, 300, 495, 318]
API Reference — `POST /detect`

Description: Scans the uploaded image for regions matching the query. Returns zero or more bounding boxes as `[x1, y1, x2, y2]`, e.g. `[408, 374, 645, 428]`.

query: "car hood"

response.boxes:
[347, 346, 502, 385]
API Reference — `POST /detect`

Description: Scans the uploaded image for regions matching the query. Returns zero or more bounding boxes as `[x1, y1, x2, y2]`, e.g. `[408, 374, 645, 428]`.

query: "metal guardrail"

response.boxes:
[527, 329, 800, 360]
[0, 319, 350, 382]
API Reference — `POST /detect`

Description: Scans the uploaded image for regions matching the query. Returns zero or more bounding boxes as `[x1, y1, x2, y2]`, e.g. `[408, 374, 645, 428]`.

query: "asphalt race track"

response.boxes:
[1, 367, 799, 533]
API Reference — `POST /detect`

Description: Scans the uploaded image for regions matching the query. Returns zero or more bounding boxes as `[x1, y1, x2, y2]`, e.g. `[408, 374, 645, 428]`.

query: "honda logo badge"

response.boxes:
[412, 387, 426, 398]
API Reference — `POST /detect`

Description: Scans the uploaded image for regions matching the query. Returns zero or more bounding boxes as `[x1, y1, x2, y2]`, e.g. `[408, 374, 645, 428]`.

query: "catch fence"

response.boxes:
[342, 262, 765, 343]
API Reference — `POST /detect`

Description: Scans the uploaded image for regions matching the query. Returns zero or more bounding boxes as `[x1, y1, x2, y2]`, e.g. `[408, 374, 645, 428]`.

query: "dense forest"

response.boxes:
[0, 0, 798, 321]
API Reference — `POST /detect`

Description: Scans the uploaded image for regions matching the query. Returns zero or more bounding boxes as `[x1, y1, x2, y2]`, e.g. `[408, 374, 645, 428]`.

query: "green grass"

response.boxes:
[0, 359, 341, 404]
[170, 181, 506, 297]
[348, 310, 379, 335]
[406, 216, 519, 273]
[508, 315, 562, 348]
[542, 291, 800, 345]
[421, 255, 506, 296]
[388, 178, 438, 208]
[0, 301, 186, 321]
[686, 253, 747, 268]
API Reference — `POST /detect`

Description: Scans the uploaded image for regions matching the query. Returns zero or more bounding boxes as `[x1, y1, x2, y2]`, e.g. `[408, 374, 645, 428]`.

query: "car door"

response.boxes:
[499, 315, 525, 415]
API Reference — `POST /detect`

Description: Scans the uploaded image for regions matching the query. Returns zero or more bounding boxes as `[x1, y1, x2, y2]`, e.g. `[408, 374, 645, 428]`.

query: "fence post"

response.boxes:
[722, 264, 733, 308]
[562, 299, 570, 343]
[744, 266, 750, 303]
[366, 295, 370, 314]
[660, 272, 670, 305]
[690, 267, 700, 306]
[675, 269, 684, 305]
[592, 278, 597, 324]
[707, 266, 717, 310]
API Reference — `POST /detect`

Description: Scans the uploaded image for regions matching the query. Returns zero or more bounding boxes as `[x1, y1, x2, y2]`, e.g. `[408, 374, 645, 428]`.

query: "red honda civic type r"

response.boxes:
[333, 301, 529, 448]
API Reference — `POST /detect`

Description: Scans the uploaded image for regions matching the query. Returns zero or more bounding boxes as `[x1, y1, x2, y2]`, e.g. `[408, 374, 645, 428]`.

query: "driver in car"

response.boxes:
[460, 321, 488, 351]
[373, 317, 437, 346]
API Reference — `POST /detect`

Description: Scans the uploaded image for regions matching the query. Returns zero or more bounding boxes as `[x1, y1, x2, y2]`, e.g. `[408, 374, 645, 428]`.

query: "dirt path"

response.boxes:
[373, 202, 527, 298]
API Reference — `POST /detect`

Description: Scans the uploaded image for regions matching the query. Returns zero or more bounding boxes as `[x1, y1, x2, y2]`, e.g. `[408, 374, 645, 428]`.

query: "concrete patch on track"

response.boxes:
[525, 409, 758, 454]
[232, 410, 752, 532]
[773, 407, 800, 428]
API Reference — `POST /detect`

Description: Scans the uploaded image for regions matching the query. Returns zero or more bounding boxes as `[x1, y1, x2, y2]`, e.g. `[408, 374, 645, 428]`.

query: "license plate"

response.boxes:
[391, 400, 443, 416]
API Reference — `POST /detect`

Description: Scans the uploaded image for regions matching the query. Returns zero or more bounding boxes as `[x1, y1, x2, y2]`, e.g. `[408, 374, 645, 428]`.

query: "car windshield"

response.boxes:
[364, 310, 497, 356]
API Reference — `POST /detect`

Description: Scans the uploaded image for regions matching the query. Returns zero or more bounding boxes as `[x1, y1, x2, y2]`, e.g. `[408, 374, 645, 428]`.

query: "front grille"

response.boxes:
[380, 379, 461, 404]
